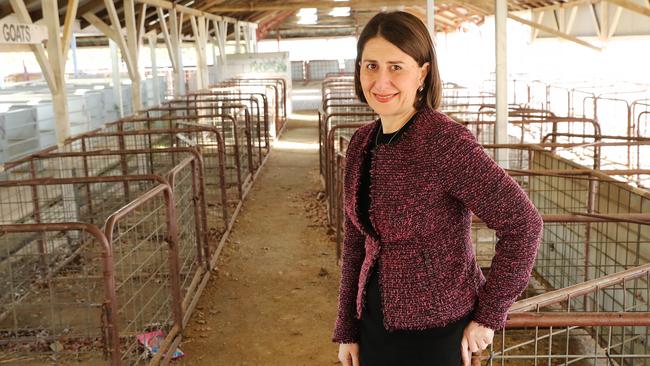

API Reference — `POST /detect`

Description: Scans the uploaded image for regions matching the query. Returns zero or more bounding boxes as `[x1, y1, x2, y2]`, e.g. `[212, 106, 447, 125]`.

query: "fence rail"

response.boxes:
[0, 78, 280, 365]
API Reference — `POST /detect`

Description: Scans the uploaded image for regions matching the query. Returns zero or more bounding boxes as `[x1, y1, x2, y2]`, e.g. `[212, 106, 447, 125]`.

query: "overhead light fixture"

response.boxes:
[297, 8, 318, 24]
[329, 7, 350, 17]
[334, 0, 349, 2]
[298, 8, 317, 16]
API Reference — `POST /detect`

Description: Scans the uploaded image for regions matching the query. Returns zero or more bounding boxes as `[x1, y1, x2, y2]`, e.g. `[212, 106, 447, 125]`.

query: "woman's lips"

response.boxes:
[373, 92, 398, 103]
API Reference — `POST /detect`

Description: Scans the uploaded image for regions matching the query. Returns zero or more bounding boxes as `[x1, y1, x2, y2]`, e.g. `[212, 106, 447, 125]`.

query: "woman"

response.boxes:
[332, 11, 544, 366]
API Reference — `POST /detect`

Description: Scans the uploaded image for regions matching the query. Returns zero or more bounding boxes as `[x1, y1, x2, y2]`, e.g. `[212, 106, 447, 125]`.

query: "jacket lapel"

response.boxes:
[345, 120, 381, 240]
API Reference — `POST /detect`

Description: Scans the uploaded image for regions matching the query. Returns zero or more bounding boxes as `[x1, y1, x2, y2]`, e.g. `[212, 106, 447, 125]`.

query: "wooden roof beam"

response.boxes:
[448, 0, 491, 16]
[606, 0, 650, 18]
[206, 0, 424, 12]
[508, 13, 601, 51]
[77, 0, 105, 16]
[62, 0, 79, 58]
[83, 11, 119, 41]
[447, 6, 482, 23]
[135, 0, 245, 24]
[406, 5, 461, 28]
[453, 0, 602, 49]
[526, 0, 591, 13]
[257, 10, 296, 40]
[248, 11, 277, 23]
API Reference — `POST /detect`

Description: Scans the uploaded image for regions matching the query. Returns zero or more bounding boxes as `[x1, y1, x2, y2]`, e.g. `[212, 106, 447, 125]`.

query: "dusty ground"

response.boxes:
[178, 111, 343, 366]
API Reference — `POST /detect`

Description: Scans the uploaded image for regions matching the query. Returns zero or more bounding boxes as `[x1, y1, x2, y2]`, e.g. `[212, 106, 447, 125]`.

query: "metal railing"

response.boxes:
[0, 82, 276, 364]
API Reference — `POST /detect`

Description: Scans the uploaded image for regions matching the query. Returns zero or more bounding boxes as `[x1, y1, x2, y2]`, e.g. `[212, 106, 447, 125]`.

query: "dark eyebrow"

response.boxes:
[361, 59, 405, 64]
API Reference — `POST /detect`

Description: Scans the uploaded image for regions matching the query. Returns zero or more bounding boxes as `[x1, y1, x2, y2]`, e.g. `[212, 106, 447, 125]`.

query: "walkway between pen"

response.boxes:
[178, 109, 343, 365]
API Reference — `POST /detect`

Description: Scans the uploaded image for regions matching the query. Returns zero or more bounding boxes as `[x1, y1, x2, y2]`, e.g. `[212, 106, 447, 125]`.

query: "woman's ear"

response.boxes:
[419, 62, 430, 85]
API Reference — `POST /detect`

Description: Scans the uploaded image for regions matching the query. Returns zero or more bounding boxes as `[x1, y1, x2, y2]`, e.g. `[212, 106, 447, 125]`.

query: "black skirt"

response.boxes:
[359, 265, 472, 366]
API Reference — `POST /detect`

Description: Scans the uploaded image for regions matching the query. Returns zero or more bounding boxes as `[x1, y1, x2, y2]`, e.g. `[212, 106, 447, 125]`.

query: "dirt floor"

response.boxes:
[178, 110, 343, 365]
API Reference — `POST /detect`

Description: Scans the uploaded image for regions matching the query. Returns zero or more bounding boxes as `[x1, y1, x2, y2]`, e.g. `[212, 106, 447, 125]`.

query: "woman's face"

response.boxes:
[359, 36, 429, 120]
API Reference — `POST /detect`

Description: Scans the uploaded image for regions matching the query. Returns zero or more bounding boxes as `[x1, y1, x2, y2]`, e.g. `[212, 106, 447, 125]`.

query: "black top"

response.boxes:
[357, 111, 472, 365]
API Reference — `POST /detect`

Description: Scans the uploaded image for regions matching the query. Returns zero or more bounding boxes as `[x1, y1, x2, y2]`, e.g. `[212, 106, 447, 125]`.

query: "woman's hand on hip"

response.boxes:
[338, 343, 360, 366]
[461, 320, 494, 366]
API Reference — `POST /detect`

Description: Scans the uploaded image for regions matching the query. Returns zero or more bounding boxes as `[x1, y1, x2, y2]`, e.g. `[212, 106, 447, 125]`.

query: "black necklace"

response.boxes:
[375, 120, 407, 147]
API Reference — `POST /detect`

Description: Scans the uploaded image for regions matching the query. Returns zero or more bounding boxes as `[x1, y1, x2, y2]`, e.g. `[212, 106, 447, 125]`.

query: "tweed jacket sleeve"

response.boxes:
[437, 125, 544, 331]
[332, 132, 366, 344]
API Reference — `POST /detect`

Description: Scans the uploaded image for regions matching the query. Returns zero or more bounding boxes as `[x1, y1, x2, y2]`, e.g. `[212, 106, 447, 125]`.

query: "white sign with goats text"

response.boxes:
[0, 22, 48, 45]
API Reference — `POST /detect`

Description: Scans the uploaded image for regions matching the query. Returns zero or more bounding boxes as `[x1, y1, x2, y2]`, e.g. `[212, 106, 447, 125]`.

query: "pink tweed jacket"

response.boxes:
[332, 107, 544, 344]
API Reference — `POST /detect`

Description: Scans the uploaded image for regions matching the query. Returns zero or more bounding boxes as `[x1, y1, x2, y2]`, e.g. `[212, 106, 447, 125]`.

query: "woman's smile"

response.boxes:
[372, 92, 399, 103]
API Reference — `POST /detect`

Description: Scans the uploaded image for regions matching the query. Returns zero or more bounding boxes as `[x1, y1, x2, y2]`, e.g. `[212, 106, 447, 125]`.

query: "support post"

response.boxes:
[148, 32, 161, 105]
[213, 19, 228, 82]
[71, 34, 79, 78]
[235, 21, 241, 53]
[170, 8, 185, 95]
[495, 0, 508, 166]
[110, 40, 125, 118]
[191, 16, 209, 90]
[426, 0, 435, 40]
[43, 0, 70, 144]
[251, 24, 258, 53]
[123, 0, 143, 111]
[243, 23, 251, 53]
[211, 37, 218, 84]
[10, 0, 78, 143]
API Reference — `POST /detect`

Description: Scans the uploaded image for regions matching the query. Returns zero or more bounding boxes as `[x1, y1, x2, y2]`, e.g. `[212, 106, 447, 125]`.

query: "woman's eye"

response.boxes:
[390, 65, 402, 71]
[365, 63, 377, 70]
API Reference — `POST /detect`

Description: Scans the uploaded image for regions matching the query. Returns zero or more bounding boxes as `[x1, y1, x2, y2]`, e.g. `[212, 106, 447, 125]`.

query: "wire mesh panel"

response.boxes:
[529, 213, 649, 298]
[203, 93, 270, 153]
[104, 184, 182, 365]
[138, 104, 256, 184]
[0, 225, 117, 365]
[449, 146, 650, 362]
[212, 104, 257, 175]
[318, 76, 376, 178]
[538, 138, 650, 189]
[308, 60, 340, 80]
[633, 101, 650, 138]
[322, 79, 355, 97]
[3, 129, 215, 275]
[291, 61, 305, 81]
[441, 84, 496, 129]
[470, 146, 650, 292]
[167, 159, 207, 327]
[493, 262, 650, 365]
[0, 178, 181, 365]
[219, 78, 287, 136]
[587, 96, 631, 137]
[324, 123, 368, 228]
[66, 127, 227, 247]
[4, 150, 207, 308]
[320, 111, 376, 177]
[180, 92, 272, 154]
[0, 84, 274, 364]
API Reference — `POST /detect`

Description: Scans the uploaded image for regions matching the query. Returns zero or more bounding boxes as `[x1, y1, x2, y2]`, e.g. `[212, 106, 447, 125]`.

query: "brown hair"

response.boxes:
[354, 11, 442, 110]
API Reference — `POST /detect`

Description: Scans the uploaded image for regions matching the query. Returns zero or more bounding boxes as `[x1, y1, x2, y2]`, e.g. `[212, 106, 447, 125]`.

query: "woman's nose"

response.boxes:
[374, 69, 392, 89]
